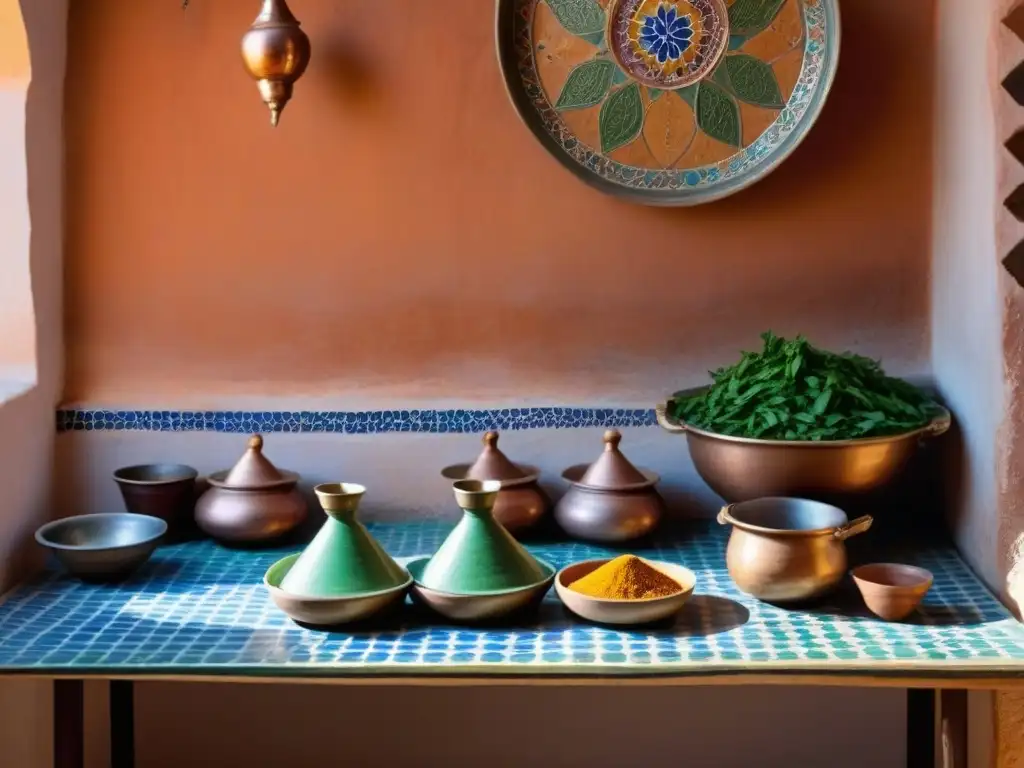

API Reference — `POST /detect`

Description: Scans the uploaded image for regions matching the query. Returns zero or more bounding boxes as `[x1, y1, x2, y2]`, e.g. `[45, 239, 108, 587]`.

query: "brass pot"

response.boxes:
[656, 397, 951, 503]
[241, 0, 311, 127]
[195, 435, 307, 543]
[717, 497, 872, 603]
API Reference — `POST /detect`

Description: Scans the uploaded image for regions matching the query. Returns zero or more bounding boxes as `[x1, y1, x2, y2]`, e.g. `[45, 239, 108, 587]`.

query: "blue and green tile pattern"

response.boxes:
[0, 523, 1021, 678]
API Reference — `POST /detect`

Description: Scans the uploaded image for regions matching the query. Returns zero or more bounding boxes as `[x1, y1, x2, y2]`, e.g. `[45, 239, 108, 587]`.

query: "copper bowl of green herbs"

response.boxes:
[655, 333, 951, 503]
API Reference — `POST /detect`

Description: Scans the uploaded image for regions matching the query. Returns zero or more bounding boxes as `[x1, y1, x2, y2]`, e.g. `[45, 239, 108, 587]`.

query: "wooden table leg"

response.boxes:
[109, 680, 135, 768]
[907, 688, 936, 768]
[940, 690, 968, 768]
[53, 679, 84, 768]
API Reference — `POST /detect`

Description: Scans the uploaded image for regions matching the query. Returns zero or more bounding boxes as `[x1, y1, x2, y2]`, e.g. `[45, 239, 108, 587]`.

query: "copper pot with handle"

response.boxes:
[717, 497, 872, 603]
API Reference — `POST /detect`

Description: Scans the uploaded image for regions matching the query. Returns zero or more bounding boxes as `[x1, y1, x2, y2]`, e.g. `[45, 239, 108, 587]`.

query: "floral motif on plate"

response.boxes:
[508, 0, 838, 202]
[610, 0, 729, 90]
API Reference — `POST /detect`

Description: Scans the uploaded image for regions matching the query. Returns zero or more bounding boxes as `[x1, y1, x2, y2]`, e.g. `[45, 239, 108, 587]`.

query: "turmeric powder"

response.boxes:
[568, 555, 682, 600]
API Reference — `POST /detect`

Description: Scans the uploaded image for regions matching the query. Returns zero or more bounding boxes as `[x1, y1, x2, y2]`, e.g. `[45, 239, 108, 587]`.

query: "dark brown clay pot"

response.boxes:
[113, 464, 198, 537]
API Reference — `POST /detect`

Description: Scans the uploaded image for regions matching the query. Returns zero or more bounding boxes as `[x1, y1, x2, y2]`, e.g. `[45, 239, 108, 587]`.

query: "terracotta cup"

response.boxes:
[113, 464, 198, 536]
[851, 563, 933, 622]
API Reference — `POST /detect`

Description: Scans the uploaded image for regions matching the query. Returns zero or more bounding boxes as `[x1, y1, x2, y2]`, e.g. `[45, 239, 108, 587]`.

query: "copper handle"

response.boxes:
[834, 515, 872, 541]
[922, 408, 952, 439]
[655, 402, 687, 434]
[717, 505, 734, 526]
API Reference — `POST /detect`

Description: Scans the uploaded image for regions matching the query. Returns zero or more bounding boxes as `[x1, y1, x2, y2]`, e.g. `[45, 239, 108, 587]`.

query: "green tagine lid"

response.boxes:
[416, 480, 550, 594]
[279, 483, 408, 597]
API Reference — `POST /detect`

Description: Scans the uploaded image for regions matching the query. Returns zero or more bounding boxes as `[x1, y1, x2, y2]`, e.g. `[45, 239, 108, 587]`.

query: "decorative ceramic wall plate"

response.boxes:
[496, 0, 840, 205]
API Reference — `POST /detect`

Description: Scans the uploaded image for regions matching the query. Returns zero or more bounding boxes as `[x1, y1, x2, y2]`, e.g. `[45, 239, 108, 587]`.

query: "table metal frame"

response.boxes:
[45, 675, 974, 768]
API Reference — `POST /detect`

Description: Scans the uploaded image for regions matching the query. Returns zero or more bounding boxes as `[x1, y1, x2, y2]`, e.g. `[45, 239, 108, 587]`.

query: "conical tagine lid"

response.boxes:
[465, 432, 527, 481]
[280, 483, 408, 597]
[578, 430, 649, 488]
[219, 435, 294, 488]
[418, 480, 549, 593]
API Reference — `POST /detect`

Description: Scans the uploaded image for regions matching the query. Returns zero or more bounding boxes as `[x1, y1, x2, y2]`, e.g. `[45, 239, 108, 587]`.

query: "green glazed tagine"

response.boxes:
[418, 480, 551, 594]
[279, 483, 408, 597]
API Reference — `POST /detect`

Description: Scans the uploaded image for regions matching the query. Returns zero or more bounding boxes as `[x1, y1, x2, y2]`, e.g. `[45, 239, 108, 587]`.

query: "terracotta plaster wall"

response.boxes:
[933, 0, 1006, 594]
[994, 0, 1024, 760]
[0, 0, 66, 586]
[938, 0, 1024, 763]
[0, 1, 66, 767]
[63, 0, 933, 408]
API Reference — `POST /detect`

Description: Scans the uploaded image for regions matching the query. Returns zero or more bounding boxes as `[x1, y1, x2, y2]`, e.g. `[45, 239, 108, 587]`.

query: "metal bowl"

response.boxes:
[555, 559, 695, 626]
[406, 557, 555, 623]
[656, 397, 951, 503]
[35, 513, 167, 581]
[265, 554, 412, 626]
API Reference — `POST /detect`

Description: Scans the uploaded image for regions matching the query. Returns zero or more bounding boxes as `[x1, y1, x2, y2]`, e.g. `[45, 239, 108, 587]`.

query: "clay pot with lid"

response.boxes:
[441, 432, 549, 536]
[554, 430, 665, 543]
[195, 435, 307, 543]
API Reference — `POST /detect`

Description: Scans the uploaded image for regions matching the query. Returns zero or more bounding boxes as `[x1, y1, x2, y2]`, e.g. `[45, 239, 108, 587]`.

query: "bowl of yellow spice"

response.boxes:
[555, 555, 696, 626]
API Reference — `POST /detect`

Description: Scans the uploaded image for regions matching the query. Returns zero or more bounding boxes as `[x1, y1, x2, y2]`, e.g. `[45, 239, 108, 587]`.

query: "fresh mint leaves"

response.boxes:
[672, 332, 940, 441]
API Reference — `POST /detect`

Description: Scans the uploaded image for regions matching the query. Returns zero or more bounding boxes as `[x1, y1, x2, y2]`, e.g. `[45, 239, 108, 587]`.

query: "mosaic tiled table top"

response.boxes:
[1, 523, 1023, 680]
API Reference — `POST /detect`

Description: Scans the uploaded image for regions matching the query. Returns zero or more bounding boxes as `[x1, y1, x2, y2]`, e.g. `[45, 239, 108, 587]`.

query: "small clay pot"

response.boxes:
[852, 563, 933, 621]
[113, 464, 198, 537]
[555, 430, 664, 543]
[195, 435, 306, 543]
[441, 432, 549, 536]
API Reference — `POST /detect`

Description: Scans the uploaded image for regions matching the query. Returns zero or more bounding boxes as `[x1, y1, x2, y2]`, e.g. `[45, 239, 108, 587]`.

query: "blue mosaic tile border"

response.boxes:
[55, 408, 658, 434]
[1, 523, 1023, 677]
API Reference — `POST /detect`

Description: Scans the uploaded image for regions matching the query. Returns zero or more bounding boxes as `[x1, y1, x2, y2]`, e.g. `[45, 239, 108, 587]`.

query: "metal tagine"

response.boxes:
[441, 432, 549, 536]
[417, 480, 550, 594]
[195, 434, 307, 542]
[279, 483, 409, 597]
[555, 430, 665, 543]
[240, 0, 311, 127]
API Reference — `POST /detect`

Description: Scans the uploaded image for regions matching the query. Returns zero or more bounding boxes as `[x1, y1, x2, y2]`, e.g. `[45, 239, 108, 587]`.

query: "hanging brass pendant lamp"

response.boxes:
[240, 0, 311, 127]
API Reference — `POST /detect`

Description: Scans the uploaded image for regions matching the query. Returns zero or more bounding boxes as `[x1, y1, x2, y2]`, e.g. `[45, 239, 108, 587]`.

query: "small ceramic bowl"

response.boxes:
[406, 557, 555, 622]
[35, 513, 167, 581]
[852, 563, 933, 622]
[555, 558, 696, 626]
[265, 554, 413, 626]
